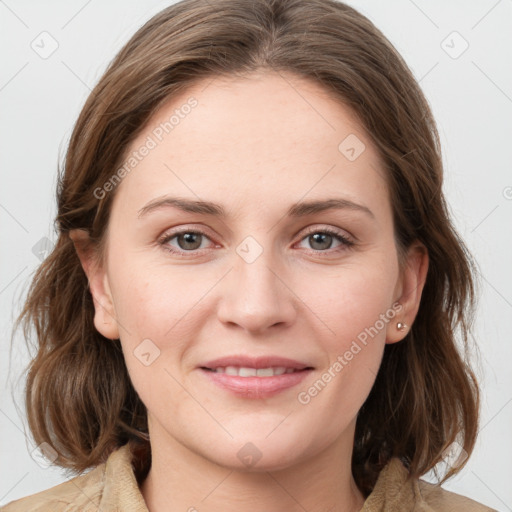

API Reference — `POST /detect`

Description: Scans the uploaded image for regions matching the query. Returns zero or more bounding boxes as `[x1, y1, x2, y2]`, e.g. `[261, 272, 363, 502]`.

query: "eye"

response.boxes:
[296, 227, 354, 253]
[159, 229, 215, 255]
[158, 226, 355, 257]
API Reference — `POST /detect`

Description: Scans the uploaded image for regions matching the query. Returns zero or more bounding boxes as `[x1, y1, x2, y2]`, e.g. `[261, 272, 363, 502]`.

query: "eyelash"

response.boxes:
[158, 226, 355, 257]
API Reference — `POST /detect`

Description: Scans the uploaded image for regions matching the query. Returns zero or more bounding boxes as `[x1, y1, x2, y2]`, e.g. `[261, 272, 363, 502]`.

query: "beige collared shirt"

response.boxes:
[1, 441, 496, 511]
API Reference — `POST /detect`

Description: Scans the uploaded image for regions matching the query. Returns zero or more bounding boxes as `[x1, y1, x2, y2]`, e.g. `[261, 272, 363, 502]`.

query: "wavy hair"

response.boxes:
[12, 0, 480, 496]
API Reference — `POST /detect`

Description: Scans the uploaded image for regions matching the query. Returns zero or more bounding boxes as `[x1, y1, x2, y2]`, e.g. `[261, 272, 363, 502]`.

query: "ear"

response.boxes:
[386, 241, 429, 344]
[69, 229, 119, 340]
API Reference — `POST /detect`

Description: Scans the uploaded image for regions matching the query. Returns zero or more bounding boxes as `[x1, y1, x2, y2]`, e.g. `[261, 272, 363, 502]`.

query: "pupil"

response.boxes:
[178, 233, 202, 250]
[310, 233, 332, 250]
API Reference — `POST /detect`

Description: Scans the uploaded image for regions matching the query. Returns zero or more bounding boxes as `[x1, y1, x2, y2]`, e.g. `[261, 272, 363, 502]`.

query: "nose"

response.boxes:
[216, 242, 297, 334]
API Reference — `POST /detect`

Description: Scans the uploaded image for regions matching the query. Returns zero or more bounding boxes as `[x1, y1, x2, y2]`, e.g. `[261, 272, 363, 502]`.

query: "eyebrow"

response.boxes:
[137, 196, 375, 219]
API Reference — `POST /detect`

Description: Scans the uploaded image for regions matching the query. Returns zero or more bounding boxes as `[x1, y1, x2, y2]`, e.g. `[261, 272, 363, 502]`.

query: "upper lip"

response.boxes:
[200, 355, 313, 370]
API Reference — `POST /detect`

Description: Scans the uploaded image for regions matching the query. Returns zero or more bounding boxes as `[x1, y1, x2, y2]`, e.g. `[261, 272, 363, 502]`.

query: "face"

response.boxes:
[80, 71, 426, 472]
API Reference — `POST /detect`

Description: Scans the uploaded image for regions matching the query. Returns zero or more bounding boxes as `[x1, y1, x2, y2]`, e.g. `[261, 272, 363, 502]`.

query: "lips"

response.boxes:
[199, 355, 314, 398]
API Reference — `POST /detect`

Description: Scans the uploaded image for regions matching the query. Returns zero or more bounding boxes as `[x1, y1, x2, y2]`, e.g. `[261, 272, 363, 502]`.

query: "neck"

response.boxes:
[140, 420, 366, 512]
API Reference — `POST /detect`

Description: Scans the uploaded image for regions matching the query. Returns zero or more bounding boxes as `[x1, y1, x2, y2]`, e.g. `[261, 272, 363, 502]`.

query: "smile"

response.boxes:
[200, 368, 312, 398]
[204, 366, 300, 377]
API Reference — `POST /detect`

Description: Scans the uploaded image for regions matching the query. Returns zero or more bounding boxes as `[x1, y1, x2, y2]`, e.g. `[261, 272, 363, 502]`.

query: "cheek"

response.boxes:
[292, 256, 399, 407]
[107, 257, 218, 388]
[297, 257, 398, 346]
[110, 258, 199, 338]
[110, 246, 398, 361]
[110, 273, 195, 411]
[292, 279, 393, 432]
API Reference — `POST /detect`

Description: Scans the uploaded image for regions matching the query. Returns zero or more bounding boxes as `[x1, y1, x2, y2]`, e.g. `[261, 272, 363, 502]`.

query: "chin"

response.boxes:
[197, 430, 318, 473]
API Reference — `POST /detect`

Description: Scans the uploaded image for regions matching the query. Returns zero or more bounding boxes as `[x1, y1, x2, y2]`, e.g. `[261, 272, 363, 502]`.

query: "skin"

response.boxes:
[71, 70, 428, 512]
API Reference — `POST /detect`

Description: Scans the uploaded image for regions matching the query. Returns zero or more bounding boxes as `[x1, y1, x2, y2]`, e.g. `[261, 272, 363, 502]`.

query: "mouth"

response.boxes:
[201, 366, 310, 376]
[198, 355, 314, 398]
[200, 355, 313, 372]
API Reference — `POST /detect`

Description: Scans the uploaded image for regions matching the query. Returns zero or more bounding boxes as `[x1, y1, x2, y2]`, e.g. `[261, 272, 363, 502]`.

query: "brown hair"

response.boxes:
[12, 0, 480, 496]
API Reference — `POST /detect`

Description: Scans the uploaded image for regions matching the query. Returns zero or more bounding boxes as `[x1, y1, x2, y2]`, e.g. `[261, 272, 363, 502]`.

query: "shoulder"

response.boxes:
[1, 442, 146, 512]
[0, 463, 106, 512]
[362, 457, 497, 512]
[416, 479, 498, 512]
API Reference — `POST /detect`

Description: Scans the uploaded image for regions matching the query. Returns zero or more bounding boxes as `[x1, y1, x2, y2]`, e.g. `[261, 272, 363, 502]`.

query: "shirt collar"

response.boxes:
[99, 441, 150, 511]
[99, 441, 417, 511]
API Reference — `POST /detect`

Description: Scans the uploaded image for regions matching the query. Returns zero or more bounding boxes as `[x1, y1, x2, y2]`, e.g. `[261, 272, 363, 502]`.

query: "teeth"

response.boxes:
[211, 366, 296, 377]
[256, 368, 274, 377]
[239, 367, 257, 377]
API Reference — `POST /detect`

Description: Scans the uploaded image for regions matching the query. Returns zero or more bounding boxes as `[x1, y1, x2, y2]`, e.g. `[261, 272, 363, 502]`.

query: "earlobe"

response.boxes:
[69, 229, 120, 341]
[386, 242, 429, 344]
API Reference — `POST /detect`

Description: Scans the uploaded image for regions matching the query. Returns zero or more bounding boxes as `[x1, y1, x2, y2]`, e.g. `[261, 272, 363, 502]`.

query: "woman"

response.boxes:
[3, 0, 496, 510]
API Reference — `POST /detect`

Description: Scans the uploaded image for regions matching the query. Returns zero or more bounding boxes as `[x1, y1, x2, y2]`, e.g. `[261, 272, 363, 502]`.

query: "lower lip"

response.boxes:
[200, 368, 312, 398]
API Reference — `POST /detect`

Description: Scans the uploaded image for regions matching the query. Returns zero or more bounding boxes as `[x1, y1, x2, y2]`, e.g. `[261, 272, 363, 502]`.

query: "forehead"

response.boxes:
[110, 71, 389, 220]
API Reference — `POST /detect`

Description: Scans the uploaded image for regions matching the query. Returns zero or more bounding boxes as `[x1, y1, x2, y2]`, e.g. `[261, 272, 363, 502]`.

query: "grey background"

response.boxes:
[1, 0, 511, 509]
